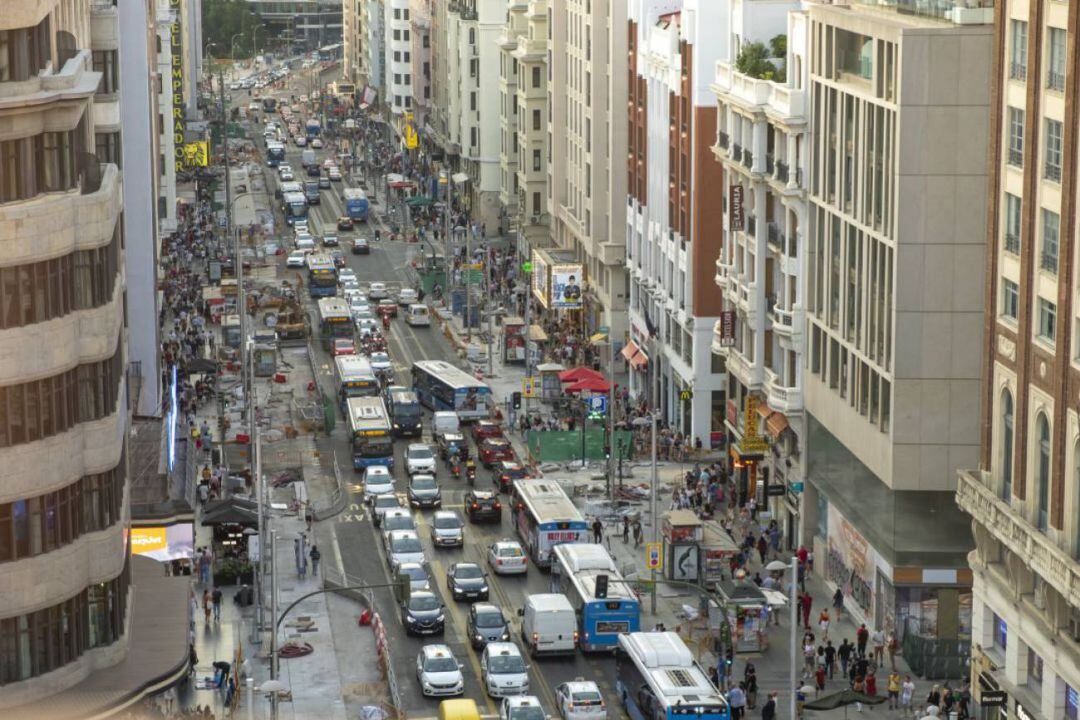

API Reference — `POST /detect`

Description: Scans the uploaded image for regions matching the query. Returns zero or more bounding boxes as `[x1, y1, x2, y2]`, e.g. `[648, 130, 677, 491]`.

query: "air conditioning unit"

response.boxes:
[529, 215, 540, 224]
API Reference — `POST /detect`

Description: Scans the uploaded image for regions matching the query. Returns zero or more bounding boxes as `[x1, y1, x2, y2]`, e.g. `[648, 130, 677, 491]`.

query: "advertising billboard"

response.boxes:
[531, 249, 549, 307]
[550, 263, 584, 309]
[131, 524, 194, 562]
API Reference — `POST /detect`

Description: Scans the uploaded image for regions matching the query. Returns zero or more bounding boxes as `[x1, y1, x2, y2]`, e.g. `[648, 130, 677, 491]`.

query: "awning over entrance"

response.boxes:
[629, 347, 649, 370]
[766, 412, 789, 438]
[528, 324, 548, 342]
[620, 340, 640, 361]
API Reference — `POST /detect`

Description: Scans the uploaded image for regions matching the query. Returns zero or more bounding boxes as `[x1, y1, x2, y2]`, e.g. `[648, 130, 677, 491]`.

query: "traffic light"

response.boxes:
[595, 574, 609, 599]
[512, 392, 522, 409]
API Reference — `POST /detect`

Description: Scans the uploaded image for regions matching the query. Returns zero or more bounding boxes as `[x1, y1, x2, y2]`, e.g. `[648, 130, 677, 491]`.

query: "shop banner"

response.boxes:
[720, 310, 736, 346]
[131, 524, 194, 562]
[730, 185, 744, 231]
[550, 263, 584, 309]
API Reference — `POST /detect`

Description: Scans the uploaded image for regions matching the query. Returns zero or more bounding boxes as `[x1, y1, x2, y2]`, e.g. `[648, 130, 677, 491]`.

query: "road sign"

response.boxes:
[646, 542, 662, 570]
[522, 376, 538, 398]
[588, 396, 608, 415]
[789, 481, 805, 493]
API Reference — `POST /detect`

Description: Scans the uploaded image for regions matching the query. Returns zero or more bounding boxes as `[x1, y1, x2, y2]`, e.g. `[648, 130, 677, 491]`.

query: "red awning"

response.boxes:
[564, 377, 611, 394]
[629, 347, 649, 370]
[558, 366, 605, 383]
[620, 341, 641, 361]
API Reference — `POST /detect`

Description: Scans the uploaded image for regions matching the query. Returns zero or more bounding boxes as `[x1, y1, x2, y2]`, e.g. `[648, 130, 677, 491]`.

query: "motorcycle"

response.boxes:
[450, 455, 461, 480]
[465, 464, 476, 486]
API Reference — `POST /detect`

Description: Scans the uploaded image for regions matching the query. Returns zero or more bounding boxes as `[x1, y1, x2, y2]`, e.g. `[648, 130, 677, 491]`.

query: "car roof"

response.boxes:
[421, 643, 454, 659]
[433, 510, 460, 520]
[563, 681, 601, 693]
[383, 509, 411, 519]
[492, 539, 522, 548]
[365, 465, 390, 474]
[470, 489, 496, 499]
[485, 642, 521, 657]
[453, 561, 481, 571]
[373, 494, 400, 504]
[473, 602, 501, 614]
[397, 561, 426, 573]
[505, 696, 541, 707]
[389, 529, 419, 540]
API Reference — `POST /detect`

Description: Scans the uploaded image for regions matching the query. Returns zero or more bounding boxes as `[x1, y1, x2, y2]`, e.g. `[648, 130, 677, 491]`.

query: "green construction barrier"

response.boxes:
[322, 393, 336, 433]
[525, 427, 635, 463]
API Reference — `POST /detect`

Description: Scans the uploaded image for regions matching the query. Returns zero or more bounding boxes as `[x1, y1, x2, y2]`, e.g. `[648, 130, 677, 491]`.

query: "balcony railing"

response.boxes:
[1040, 251, 1058, 274]
[1045, 163, 1062, 183]
[775, 161, 789, 184]
[1048, 71, 1066, 92]
[1004, 234, 1020, 255]
[796, 168, 804, 187]
[1009, 62, 1027, 81]
[742, 150, 753, 169]
[767, 222, 784, 250]
[765, 154, 775, 174]
[1007, 148, 1023, 167]
[719, 132, 729, 149]
[747, 215, 757, 236]
[732, 143, 742, 161]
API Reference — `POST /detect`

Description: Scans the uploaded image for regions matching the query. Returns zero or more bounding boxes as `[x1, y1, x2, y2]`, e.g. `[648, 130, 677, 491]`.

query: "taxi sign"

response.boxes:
[646, 542, 662, 570]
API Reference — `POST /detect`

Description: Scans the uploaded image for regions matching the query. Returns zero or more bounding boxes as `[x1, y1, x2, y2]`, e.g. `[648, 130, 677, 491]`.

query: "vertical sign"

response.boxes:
[170, 0, 186, 171]
[646, 542, 662, 570]
[729, 185, 744, 231]
[720, 310, 736, 347]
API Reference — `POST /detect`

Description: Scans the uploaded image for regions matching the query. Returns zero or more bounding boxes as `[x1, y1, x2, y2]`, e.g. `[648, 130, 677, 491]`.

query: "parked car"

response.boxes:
[465, 489, 502, 523]
[468, 603, 511, 649]
[446, 562, 489, 602]
[400, 591, 444, 636]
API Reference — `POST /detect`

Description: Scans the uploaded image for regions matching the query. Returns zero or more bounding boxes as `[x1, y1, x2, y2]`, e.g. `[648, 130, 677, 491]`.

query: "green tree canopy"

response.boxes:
[202, 0, 269, 59]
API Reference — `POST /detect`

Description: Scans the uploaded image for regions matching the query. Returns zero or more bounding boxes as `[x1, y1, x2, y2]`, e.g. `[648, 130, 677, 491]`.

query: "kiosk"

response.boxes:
[662, 510, 703, 583]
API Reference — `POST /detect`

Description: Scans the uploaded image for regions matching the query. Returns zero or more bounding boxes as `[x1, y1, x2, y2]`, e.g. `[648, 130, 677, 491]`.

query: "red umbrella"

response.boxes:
[564, 377, 611, 394]
[558, 366, 604, 383]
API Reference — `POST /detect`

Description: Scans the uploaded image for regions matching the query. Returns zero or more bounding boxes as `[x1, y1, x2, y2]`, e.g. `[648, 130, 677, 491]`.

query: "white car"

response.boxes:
[294, 235, 315, 251]
[338, 268, 358, 285]
[370, 493, 403, 526]
[369, 352, 392, 373]
[356, 317, 379, 336]
[487, 539, 528, 575]
[328, 166, 342, 181]
[481, 642, 530, 698]
[279, 167, 295, 181]
[379, 509, 416, 548]
[294, 135, 307, 146]
[555, 681, 606, 720]
[362, 465, 395, 500]
[277, 164, 293, 178]
[311, 137, 324, 148]
[367, 281, 389, 300]
[396, 562, 432, 593]
[350, 301, 372, 318]
[406, 443, 437, 476]
[386, 529, 425, 569]
[416, 644, 465, 697]
[285, 252, 307, 268]
[230, 81, 242, 90]
[397, 288, 419, 306]
[501, 696, 546, 720]
[341, 277, 361, 294]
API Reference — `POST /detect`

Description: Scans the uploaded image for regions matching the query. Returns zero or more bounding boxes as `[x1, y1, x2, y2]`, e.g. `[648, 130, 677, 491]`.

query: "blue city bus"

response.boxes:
[306, 253, 338, 298]
[616, 633, 731, 720]
[345, 396, 394, 470]
[552, 544, 641, 652]
[343, 188, 370, 221]
[411, 360, 492, 421]
[509, 480, 588, 568]
[266, 141, 285, 167]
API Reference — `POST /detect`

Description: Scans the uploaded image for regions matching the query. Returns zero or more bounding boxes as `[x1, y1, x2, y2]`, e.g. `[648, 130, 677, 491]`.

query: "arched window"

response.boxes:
[1036, 414, 1050, 531]
[1001, 390, 1014, 500]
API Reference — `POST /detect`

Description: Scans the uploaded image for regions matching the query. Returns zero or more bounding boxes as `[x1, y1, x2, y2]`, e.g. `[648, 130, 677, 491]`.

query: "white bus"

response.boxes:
[615, 633, 730, 720]
[411, 360, 492, 421]
[345, 396, 394, 470]
[316, 297, 353, 350]
[334, 354, 380, 410]
[509, 479, 587, 568]
[552, 544, 641, 652]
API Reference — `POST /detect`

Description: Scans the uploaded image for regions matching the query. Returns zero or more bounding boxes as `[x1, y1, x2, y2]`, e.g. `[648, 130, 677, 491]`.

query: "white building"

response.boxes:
[624, 0, 727, 445]
[385, 0, 413, 115]
[367, 0, 386, 93]
[409, 0, 433, 125]
[711, 0, 808, 546]
[547, 0, 629, 339]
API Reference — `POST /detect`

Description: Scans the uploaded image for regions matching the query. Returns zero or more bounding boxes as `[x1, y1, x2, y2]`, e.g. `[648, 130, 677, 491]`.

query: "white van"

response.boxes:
[518, 593, 576, 656]
[405, 303, 431, 327]
[432, 411, 460, 442]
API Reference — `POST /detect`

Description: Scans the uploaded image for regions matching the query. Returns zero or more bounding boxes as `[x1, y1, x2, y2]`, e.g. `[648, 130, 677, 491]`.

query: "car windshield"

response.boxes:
[497, 546, 523, 557]
[409, 595, 439, 611]
[385, 516, 414, 532]
[474, 610, 504, 628]
[372, 353, 390, 364]
[434, 515, 462, 530]
[409, 447, 434, 460]
[488, 654, 526, 674]
[424, 656, 458, 672]
[366, 475, 391, 486]
[510, 706, 545, 720]
[572, 691, 602, 704]
[401, 566, 428, 582]
[412, 477, 438, 490]
[455, 565, 483, 579]
[374, 496, 399, 509]
[392, 536, 422, 553]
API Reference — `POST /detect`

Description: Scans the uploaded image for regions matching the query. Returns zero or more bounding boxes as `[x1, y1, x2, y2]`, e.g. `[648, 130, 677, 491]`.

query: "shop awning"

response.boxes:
[620, 340, 641, 361]
[559, 366, 605, 383]
[629, 347, 649, 370]
[564, 377, 611, 393]
[756, 401, 775, 419]
[528, 324, 549, 342]
[766, 412, 789, 439]
[589, 331, 608, 344]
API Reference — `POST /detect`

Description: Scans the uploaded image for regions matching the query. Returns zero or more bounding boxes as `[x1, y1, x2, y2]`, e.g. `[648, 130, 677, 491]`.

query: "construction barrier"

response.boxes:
[526, 428, 635, 464]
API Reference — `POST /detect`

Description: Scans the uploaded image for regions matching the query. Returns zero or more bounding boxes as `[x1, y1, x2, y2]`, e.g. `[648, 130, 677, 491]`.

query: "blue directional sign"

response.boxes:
[588, 396, 608, 415]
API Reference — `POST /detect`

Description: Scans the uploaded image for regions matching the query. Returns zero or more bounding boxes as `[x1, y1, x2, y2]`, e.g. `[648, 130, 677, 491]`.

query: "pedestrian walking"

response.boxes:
[887, 630, 899, 670]
[814, 664, 827, 696]
[622, 516, 630, 544]
[900, 675, 916, 716]
[202, 589, 211, 625]
[871, 627, 886, 666]
[818, 608, 830, 639]
[743, 663, 758, 709]
[211, 587, 222, 621]
[309, 545, 322, 576]
[727, 683, 747, 720]
[823, 640, 836, 678]
[856, 624, 870, 657]
[592, 518, 603, 544]
[760, 692, 777, 720]
[887, 671, 902, 709]
[838, 639, 854, 678]
[800, 592, 813, 629]
[832, 587, 844, 617]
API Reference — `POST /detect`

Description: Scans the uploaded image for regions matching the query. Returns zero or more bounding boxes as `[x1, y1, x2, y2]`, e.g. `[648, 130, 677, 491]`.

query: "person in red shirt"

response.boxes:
[797, 544, 809, 566]
[801, 592, 813, 629]
[865, 670, 877, 696]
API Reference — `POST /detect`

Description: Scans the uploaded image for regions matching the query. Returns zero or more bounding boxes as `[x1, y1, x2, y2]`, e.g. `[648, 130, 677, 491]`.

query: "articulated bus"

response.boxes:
[334, 355, 380, 411]
[616, 633, 730, 720]
[316, 297, 353, 351]
[509, 479, 588, 568]
[306, 253, 338, 298]
[411, 360, 492, 421]
[552, 543, 641, 652]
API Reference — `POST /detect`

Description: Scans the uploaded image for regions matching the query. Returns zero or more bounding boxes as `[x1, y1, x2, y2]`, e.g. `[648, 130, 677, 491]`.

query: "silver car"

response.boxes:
[386, 529, 425, 570]
[430, 510, 465, 548]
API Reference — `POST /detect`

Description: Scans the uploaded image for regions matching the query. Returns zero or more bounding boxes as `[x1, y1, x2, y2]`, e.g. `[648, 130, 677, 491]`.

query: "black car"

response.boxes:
[337, 216, 354, 231]
[401, 592, 445, 635]
[408, 475, 442, 508]
[465, 489, 502, 523]
[446, 562, 489, 602]
[466, 603, 511, 649]
[352, 237, 370, 255]
[494, 461, 530, 493]
[306, 164, 320, 177]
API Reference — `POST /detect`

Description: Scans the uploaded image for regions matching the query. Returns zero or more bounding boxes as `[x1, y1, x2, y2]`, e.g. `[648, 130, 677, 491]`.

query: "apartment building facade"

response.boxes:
[624, 0, 725, 444]
[711, 0, 809, 548]
[385, 0, 414, 115]
[956, 0, 1080, 714]
[409, 0, 433, 126]
[344, 0, 363, 86]
[801, 2, 991, 646]
[498, 2, 526, 237]
[548, 0, 629, 339]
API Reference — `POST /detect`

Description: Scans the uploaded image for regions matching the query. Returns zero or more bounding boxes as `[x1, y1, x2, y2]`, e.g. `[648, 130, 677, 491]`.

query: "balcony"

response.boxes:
[1048, 71, 1066, 92]
[715, 257, 735, 289]
[742, 150, 754, 170]
[1009, 62, 1027, 81]
[765, 368, 803, 413]
[713, 61, 807, 119]
[765, 154, 775, 175]
[732, 143, 742, 162]
[718, 132, 730, 150]
[770, 303, 805, 342]
[1007, 148, 1023, 167]
[0, 48, 100, 106]
[775, 161, 789, 184]
[725, 347, 753, 385]
[1040, 251, 1058, 274]
[747, 215, 757, 236]
[767, 222, 785, 251]
[956, 469, 1080, 608]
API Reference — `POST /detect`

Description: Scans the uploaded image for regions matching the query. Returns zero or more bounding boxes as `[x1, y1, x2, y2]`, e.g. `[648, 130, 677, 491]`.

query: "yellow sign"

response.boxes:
[646, 542, 663, 570]
[403, 123, 418, 150]
[130, 527, 168, 555]
[182, 141, 209, 167]
[739, 394, 769, 454]
[522, 376, 538, 398]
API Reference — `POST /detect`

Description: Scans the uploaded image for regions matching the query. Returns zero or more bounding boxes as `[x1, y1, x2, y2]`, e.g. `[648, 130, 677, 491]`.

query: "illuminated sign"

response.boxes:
[182, 140, 209, 167]
[531, 250, 549, 307]
[131, 524, 194, 562]
[550, 264, 584, 310]
[739, 394, 768, 455]
[170, 0, 186, 172]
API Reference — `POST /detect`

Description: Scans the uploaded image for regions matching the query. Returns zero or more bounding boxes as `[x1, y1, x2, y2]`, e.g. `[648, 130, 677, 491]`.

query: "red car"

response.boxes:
[478, 438, 516, 468]
[471, 420, 504, 443]
[494, 461, 530, 493]
[330, 338, 356, 356]
[376, 298, 398, 317]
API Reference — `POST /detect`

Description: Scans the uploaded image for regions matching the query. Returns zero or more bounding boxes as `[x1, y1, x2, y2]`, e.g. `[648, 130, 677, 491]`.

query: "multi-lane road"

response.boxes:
[239, 71, 626, 717]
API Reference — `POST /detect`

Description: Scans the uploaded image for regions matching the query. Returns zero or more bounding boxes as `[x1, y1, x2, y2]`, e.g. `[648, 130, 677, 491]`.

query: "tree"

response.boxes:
[201, 0, 269, 59]
[770, 34, 787, 60]
[735, 42, 779, 81]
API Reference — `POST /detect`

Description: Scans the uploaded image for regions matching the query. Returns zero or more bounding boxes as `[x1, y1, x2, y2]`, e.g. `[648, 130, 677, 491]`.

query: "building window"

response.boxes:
[1027, 648, 1043, 690]
[1007, 107, 1024, 166]
[1002, 280, 1019, 321]
[532, 109, 541, 131]
[993, 613, 1007, 651]
[91, 50, 119, 94]
[1001, 390, 1013, 500]
[1009, 20, 1028, 80]
[35, 131, 77, 193]
[95, 132, 121, 167]
[1066, 685, 1078, 720]
[1041, 209, 1059, 274]
[1047, 27, 1066, 91]
[532, 149, 541, 171]
[1036, 413, 1051, 530]
[532, 66, 541, 88]
[1037, 298, 1056, 345]
[1003, 193, 1021, 254]
[1044, 118, 1063, 182]
[532, 191, 541, 215]
[470, 92, 476, 111]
